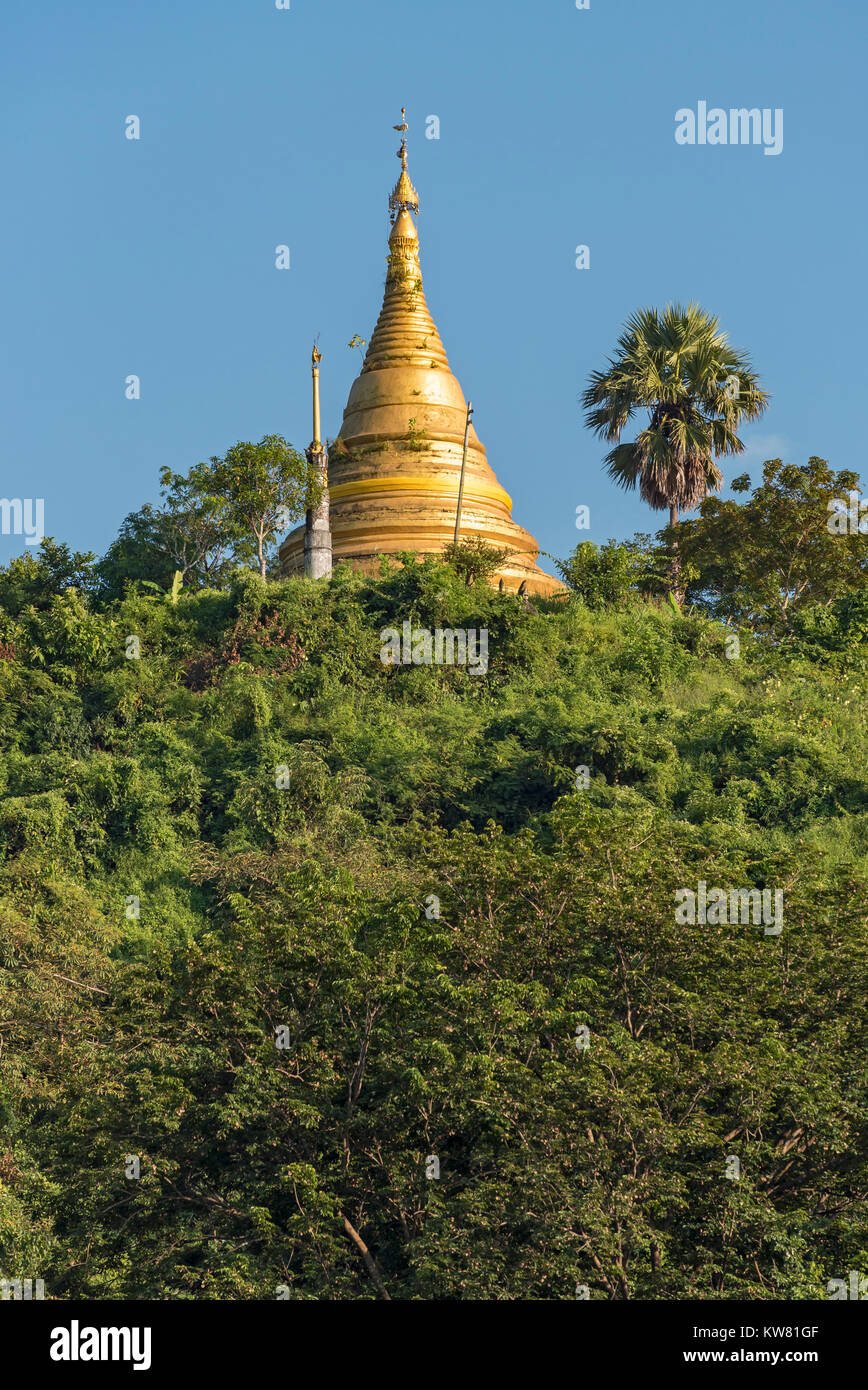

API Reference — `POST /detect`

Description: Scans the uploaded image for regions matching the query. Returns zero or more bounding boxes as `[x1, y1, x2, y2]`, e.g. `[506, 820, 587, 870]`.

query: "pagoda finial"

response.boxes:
[311, 339, 322, 448]
[389, 106, 419, 222]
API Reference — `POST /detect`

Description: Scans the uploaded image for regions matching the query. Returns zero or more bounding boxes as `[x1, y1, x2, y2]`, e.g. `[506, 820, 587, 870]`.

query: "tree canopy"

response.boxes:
[1, 496, 866, 1298]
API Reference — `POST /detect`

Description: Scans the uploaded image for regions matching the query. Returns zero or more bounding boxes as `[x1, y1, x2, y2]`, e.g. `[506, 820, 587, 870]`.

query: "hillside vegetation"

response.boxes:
[0, 537, 866, 1299]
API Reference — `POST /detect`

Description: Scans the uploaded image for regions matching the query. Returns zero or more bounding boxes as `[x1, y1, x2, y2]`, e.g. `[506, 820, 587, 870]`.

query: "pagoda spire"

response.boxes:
[361, 112, 449, 377]
[389, 107, 420, 221]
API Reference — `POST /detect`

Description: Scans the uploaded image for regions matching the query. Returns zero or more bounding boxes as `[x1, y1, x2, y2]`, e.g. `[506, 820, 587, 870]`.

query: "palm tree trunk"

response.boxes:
[668, 503, 683, 603]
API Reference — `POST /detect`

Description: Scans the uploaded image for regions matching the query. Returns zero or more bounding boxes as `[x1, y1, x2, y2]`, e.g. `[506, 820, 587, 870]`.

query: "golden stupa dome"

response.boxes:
[279, 113, 562, 597]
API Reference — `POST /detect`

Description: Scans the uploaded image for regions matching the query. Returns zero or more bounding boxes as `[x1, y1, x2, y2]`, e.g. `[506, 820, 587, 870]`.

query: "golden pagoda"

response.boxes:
[279, 112, 561, 596]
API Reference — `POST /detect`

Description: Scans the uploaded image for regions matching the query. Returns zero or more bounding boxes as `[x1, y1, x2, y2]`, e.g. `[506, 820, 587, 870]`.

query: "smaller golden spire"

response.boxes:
[311, 341, 322, 448]
[389, 106, 420, 222]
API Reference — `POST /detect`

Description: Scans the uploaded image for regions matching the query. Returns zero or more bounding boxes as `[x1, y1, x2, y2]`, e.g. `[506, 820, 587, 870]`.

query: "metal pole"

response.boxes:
[453, 400, 473, 544]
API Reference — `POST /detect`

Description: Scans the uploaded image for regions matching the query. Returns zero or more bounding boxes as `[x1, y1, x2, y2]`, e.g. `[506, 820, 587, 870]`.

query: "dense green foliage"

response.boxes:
[678, 457, 868, 633]
[95, 434, 321, 601]
[0, 528, 866, 1299]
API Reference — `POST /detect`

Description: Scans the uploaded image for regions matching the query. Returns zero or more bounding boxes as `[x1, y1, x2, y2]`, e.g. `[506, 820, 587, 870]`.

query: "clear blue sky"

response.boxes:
[1, 0, 865, 567]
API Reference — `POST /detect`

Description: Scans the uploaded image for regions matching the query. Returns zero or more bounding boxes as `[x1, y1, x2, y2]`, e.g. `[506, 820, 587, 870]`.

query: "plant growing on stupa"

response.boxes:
[406, 417, 428, 452]
[582, 302, 768, 598]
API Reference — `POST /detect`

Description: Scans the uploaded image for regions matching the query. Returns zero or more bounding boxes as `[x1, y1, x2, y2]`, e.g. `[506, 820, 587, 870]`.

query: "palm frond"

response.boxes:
[583, 301, 766, 514]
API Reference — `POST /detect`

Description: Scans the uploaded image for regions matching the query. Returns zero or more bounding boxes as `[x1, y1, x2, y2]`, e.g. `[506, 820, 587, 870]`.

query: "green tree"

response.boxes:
[550, 537, 663, 607]
[94, 504, 177, 601]
[678, 457, 868, 632]
[0, 539, 96, 616]
[210, 435, 323, 581]
[157, 460, 243, 585]
[582, 302, 768, 596]
[95, 474, 239, 601]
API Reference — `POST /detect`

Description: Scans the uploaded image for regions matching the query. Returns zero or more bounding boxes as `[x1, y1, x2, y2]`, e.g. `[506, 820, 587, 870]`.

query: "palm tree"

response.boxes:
[582, 302, 768, 597]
